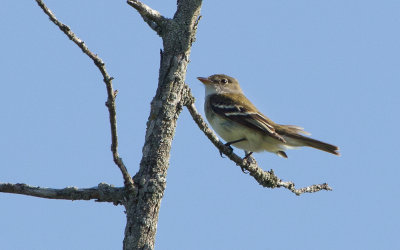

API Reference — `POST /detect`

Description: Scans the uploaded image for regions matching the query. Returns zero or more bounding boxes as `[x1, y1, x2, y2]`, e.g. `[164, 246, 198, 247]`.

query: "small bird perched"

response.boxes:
[197, 74, 339, 159]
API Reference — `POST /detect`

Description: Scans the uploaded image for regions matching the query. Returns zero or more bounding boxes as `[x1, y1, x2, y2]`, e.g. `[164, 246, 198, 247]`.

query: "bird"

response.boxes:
[197, 74, 340, 159]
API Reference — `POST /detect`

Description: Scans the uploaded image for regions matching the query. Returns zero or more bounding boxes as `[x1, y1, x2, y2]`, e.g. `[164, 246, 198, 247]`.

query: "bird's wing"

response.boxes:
[209, 94, 286, 143]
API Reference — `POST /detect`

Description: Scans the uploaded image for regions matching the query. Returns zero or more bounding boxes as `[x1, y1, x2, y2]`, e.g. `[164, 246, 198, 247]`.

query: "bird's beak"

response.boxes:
[197, 77, 212, 85]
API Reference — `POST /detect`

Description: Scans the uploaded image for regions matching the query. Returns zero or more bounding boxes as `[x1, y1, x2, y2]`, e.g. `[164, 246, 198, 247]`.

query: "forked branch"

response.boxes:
[127, 0, 167, 35]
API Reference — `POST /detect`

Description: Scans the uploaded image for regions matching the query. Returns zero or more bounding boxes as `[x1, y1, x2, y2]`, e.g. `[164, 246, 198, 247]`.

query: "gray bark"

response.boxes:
[123, 1, 202, 249]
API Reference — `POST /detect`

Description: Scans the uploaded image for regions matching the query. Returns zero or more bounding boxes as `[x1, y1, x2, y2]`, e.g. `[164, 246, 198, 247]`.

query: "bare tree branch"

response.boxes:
[183, 86, 332, 196]
[35, 0, 134, 191]
[0, 182, 126, 205]
[127, 0, 167, 35]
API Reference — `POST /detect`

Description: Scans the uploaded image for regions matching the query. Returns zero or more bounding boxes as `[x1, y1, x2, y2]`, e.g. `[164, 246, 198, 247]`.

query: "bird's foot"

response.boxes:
[239, 151, 254, 173]
[243, 151, 253, 161]
[219, 138, 246, 158]
[219, 143, 234, 158]
[240, 166, 249, 173]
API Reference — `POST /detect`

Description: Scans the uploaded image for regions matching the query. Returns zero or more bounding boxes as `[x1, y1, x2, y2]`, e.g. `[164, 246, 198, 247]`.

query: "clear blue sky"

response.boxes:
[1, 1, 399, 249]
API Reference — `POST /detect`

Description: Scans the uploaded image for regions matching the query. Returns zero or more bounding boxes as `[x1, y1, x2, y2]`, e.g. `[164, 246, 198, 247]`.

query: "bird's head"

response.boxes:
[197, 74, 242, 95]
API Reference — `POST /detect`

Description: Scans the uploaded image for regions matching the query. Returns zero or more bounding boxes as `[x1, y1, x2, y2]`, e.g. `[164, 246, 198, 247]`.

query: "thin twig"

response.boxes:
[127, 0, 167, 35]
[183, 85, 332, 196]
[35, 0, 134, 190]
[0, 182, 126, 205]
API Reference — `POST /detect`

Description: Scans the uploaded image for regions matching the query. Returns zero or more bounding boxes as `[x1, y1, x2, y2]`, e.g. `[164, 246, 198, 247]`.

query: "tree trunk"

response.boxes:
[123, 1, 202, 249]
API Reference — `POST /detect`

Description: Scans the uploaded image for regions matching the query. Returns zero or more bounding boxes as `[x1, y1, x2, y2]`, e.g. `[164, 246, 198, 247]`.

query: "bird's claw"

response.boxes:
[240, 151, 254, 173]
[243, 151, 253, 161]
[219, 143, 233, 158]
[240, 166, 249, 174]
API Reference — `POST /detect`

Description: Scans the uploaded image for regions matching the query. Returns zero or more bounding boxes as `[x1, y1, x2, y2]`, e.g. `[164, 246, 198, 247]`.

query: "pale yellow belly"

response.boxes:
[207, 113, 286, 153]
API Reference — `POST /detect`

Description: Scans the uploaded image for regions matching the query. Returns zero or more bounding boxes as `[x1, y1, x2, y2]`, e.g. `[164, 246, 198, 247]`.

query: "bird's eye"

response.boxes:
[220, 78, 228, 84]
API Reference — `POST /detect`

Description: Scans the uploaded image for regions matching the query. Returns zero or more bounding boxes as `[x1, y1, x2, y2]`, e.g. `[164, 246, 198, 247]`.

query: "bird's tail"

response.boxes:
[278, 125, 340, 156]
